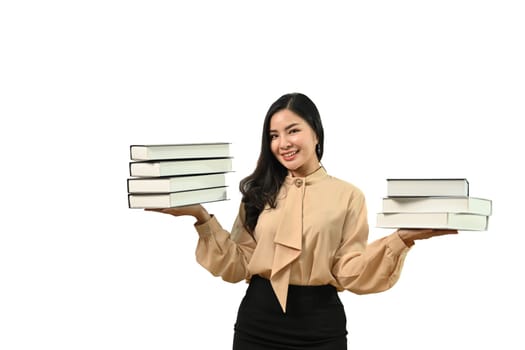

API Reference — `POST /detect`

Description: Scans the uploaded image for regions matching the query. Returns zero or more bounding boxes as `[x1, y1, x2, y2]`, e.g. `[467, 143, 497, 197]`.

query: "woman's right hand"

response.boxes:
[145, 204, 211, 225]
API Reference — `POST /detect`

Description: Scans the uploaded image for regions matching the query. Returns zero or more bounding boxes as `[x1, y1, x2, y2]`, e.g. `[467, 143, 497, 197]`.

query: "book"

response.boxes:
[127, 173, 228, 193]
[130, 142, 231, 161]
[129, 157, 233, 177]
[387, 178, 469, 197]
[381, 196, 492, 216]
[376, 212, 488, 231]
[128, 186, 229, 208]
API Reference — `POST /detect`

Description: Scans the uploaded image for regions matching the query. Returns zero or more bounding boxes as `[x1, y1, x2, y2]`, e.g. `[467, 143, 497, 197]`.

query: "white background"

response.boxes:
[1, 1, 524, 349]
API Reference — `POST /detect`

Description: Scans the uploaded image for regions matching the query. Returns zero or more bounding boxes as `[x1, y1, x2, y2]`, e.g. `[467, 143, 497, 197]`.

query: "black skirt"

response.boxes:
[233, 275, 348, 350]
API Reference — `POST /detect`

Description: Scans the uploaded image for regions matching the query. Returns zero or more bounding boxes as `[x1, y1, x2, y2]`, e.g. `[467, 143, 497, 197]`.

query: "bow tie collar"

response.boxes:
[270, 166, 326, 312]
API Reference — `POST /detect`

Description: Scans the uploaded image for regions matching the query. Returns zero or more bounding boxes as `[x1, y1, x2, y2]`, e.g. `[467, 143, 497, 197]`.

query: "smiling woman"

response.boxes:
[269, 109, 320, 177]
[146, 92, 458, 350]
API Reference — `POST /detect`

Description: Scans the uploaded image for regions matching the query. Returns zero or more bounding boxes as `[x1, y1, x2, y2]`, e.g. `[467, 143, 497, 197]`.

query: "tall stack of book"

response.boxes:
[376, 178, 492, 231]
[127, 143, 233, 208]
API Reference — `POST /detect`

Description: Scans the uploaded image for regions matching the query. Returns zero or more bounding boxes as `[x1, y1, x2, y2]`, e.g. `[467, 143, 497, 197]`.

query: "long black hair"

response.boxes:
[239, 92, 325, 234]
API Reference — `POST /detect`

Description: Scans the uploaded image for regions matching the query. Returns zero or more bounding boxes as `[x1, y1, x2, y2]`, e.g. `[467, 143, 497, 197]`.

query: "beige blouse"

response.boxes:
[194, 167, 411, 312]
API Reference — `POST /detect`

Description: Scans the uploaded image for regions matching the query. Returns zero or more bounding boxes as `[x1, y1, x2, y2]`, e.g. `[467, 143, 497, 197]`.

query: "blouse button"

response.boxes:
[294, 179, 303, 187]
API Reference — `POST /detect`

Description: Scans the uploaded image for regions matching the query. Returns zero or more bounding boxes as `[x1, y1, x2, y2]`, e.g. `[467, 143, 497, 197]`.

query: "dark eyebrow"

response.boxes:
[269, 122, 300, 133]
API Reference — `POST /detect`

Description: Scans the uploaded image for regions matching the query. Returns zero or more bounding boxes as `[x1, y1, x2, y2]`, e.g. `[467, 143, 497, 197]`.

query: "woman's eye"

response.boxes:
[289, 128, 300, 134]
[270, 134, 278, 140]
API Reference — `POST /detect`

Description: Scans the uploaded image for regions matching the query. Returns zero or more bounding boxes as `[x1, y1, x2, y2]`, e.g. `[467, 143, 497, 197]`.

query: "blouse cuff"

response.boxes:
[388, 233, 411, 254]
[194, 215, 223, 238]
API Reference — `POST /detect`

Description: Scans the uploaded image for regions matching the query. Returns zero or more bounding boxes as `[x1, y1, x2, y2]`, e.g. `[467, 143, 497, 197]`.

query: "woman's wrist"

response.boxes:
[195, 207, 211, 225]
[397, 230, 415, 247]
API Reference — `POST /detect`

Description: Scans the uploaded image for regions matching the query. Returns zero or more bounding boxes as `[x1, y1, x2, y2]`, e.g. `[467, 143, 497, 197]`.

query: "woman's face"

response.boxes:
[269, 109, 319, 177]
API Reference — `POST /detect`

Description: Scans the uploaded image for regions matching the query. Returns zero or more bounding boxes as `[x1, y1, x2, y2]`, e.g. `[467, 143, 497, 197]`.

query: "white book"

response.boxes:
[130, 142, 231, 160]
[376, 212, 488, 231]
[127, 173, 228, 193]
[129, 158, 233, 177]
[386, 178, 469, 197]
[128, 186, 229, 208]
[381, 196, 492, 216]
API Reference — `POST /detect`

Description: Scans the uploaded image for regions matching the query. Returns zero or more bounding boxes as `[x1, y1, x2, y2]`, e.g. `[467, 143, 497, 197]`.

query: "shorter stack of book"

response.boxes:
[376, 178, 492, 231]
[127, 142, 233, 208]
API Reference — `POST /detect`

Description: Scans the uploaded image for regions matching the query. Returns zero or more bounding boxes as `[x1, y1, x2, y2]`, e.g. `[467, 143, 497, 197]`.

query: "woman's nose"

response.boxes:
[279, 136, 291, 149]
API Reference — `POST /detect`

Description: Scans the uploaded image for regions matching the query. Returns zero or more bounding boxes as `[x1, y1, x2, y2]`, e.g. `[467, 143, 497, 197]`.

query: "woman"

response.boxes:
[147, 92, 457, 349]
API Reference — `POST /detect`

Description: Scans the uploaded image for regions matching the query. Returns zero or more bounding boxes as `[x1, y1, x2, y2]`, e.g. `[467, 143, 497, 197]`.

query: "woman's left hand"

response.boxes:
[396, 228, 458, 247]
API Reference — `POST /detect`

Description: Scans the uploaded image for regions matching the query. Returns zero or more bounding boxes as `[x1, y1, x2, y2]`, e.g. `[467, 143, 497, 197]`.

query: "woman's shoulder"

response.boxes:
[324, 174, 366, 198]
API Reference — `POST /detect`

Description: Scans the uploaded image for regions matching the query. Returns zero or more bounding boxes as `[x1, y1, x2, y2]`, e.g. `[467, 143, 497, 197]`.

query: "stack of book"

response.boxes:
[376, 178, 492, 231]
[127, 142, 233, 208]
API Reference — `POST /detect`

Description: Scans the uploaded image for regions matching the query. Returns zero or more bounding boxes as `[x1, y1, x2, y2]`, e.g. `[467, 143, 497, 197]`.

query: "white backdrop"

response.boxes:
[1, 1, 524, 349]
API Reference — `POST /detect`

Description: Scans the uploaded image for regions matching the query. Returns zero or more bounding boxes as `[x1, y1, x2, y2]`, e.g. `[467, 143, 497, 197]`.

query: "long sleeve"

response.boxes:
[332, 192, 411, 294]
[194, 204, 256, 283]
